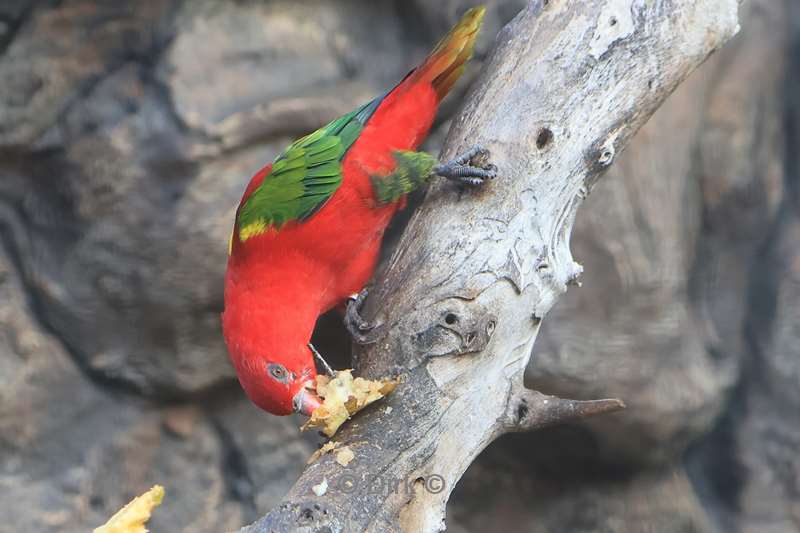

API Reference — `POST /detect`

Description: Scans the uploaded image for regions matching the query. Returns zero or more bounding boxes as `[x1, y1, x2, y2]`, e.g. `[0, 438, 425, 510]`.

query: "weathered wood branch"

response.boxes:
[243, 1, 740, 531]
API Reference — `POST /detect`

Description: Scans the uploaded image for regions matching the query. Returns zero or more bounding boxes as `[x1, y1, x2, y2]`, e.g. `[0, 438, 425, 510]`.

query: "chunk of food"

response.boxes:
[312, 478, 329, 496]
[301, 370, 398, 437]
[335, 446, 355, 466]
[307, 440, 340, 464]
[94, 485, 164, 533]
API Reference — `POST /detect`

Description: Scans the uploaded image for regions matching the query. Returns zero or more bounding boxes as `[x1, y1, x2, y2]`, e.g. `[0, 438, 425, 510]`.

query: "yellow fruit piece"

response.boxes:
[94, 485, 164, 533]
[301, 370, 398, 437]
[307, 440, 340, 464]
[335, 446, 355, 466]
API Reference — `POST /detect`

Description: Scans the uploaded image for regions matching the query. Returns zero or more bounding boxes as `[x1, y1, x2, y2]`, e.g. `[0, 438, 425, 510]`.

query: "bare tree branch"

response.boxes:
[503, 389, 625, 433]
[242, 1, 741, 531]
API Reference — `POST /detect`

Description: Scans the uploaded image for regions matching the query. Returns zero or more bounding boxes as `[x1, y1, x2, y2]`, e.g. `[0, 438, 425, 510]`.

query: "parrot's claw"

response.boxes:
[345, 288, 384, 345]
[433, 145, 497, 186]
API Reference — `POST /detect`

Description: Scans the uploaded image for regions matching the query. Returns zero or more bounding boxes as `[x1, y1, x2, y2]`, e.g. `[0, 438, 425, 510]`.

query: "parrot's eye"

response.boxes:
[267, 363, 290, 383]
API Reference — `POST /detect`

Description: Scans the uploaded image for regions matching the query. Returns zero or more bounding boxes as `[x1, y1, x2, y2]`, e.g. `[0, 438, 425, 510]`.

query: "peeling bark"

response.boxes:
[242, 0, 741, 531]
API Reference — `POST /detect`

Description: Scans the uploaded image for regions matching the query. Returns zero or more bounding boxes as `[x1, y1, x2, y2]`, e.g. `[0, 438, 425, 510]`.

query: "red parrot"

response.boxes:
[222, 7, 494, 416]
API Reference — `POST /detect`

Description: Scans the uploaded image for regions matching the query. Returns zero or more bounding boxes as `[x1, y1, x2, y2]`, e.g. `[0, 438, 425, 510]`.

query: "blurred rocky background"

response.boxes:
[0, 0, 797, 532]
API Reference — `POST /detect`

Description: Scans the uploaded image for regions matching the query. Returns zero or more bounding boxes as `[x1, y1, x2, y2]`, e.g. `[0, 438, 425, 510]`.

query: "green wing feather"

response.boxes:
[236, 97, 383, 241]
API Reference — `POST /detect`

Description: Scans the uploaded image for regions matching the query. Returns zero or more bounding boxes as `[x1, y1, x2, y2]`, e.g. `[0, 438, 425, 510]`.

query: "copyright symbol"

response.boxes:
[425, 474, 445, 494]
[336, 474, 358, 494]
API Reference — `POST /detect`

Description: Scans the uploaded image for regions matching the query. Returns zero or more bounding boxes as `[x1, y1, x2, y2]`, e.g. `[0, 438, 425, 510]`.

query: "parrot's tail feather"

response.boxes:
[410, 6, 485, 100]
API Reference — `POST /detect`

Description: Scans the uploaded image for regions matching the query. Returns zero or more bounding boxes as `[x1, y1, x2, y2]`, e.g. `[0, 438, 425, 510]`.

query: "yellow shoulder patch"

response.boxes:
[239, 219, 268, 242]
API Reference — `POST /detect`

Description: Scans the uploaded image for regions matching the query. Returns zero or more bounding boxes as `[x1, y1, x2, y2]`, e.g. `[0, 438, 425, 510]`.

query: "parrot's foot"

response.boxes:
[345, 288, 384, 345]
[433, 145, 497, 186]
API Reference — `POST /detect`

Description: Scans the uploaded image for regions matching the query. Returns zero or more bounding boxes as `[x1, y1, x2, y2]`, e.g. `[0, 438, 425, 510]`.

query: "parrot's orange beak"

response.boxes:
[292, 385, 322, 416]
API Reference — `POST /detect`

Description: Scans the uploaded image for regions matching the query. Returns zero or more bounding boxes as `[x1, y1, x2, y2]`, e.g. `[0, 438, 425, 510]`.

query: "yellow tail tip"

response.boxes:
[425, 5, 486, 99]
[463, 5, 487, 25]
[443, 6, 486, 45]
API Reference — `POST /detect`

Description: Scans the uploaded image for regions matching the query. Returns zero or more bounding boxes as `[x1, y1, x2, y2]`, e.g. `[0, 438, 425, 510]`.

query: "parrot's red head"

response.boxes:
[221, 253, 324, 416]
[227, 341, 322, 416]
